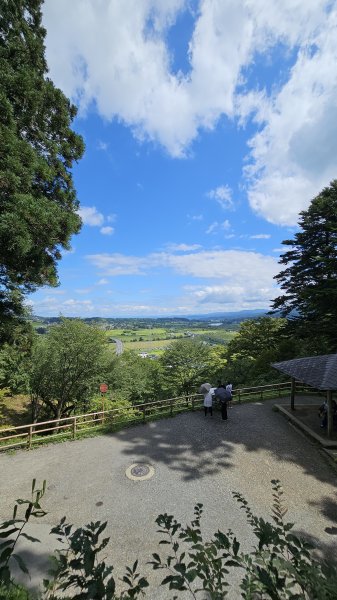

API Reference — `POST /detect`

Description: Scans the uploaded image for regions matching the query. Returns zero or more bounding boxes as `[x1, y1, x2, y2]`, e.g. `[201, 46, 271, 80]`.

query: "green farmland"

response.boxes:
[31, 317, 238, 357]
[105, 325, 237, 355]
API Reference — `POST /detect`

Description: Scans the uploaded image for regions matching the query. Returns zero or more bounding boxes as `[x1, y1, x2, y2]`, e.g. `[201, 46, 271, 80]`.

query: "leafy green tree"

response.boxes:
[29, 319, 109, 421]
[0, 320, 34, 393]
[108, 351, 162, 404]
[160, 339, 211, 395]
[226, 317, 287, 359]
[206, 343, 228, 382]
[225, 317, 290, 386]
[0, 0, 84, 321]
[272, 180, 337, 350]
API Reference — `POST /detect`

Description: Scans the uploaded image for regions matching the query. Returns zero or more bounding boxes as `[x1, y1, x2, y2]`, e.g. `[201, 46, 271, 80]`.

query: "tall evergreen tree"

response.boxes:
[272, 180, 337, 350]
[0, 0, 84, 321]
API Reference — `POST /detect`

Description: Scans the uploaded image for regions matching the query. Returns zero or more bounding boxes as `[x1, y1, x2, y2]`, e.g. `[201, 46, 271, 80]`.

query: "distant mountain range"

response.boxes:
[184, 309, 267, 320]
[32, 309, 268, 323]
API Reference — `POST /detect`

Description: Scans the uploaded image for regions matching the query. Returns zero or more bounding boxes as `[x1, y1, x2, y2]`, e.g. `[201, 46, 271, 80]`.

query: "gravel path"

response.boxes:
[1, 399, 336, 598]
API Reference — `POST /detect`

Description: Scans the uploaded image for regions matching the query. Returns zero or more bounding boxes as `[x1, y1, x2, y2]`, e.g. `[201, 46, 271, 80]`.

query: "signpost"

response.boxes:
[99, 384, 108, 421]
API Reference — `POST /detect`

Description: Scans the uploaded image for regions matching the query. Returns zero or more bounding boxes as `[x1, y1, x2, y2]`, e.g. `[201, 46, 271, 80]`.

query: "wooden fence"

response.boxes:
[0, 381, 315, 452]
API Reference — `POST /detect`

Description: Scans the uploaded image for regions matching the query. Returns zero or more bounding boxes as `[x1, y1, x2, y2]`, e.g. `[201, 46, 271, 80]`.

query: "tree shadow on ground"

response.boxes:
[113, 398, 337, 486]
[294, 527, 337, 564]
[308, 492, 337, 524]
[9, 545, 54, 594]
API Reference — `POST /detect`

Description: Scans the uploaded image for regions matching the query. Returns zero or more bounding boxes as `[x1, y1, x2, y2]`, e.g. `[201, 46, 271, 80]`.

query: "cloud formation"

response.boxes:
[207, 185, 233, 209]
[78, 207, 117, 235]
[43, 0, 337, 225]
[84, 248, 280, 312]
[249, 234, 271, 239]
[100, 226, 114, 235]
[164, 243, 202, 252]
[206, 220, 231, 234]
[78, 206, 104, 226]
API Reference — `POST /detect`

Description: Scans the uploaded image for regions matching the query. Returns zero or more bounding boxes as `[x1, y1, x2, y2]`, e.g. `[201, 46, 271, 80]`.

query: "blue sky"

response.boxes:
[29, 0, 337, 317]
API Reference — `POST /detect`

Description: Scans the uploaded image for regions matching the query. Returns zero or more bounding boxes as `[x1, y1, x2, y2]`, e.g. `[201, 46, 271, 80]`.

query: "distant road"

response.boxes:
[111, 338, 123, 355]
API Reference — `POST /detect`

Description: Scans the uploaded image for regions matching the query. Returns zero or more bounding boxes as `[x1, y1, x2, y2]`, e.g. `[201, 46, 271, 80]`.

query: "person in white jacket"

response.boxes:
[203, 389, 213, 416]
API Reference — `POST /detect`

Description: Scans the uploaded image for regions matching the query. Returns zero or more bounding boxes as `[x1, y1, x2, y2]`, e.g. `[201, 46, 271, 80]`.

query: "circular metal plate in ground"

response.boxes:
[125, 463, 154, 481]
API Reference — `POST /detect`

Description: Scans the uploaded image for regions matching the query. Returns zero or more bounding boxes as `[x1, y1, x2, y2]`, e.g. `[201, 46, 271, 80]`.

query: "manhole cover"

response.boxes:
[131, 464, 150, 477]
[125, 463, 154, 481]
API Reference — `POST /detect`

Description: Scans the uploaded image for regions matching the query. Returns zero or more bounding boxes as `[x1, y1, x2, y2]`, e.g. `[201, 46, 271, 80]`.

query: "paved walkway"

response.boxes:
[1, 398, 337, 598]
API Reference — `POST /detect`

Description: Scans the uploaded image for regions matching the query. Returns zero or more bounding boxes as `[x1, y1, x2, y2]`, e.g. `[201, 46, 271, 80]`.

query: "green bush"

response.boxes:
[0, 583, 31, 600]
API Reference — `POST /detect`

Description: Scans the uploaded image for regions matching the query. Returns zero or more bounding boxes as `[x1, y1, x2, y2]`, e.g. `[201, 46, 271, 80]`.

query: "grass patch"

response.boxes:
[124, 339, 170, 352]
[0, 393, 31, 427]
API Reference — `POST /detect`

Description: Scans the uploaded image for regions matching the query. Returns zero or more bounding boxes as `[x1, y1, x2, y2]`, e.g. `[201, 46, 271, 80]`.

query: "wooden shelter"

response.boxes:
[272, 354, 337, 438]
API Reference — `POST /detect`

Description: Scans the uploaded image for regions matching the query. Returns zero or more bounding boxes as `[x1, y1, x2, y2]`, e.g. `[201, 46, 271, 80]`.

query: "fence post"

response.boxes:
[28, 426, 32, 449]
[170, 399, 173, 417]
[143, 405, 146, 423]
[192, 396, 195, 411]
[291, 377, 296, 410]
[238, 390, 241, 403]
[73, 416, 77, 439]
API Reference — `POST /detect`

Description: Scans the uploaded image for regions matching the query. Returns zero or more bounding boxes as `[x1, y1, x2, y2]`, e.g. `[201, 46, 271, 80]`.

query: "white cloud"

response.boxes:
[207, 185, 233, 209]
[107, 214, 117, 223]
[43, 0, 337, 223]
[97, 278, 109, 285]
[86, 253, 150, 276]
[187, 283, 277, 309]
[87, 248, 278, 279]
[249, 234, 271, 239]
[78, 206, 104, 227]
[166, 250, 278, 281]
[189, 214, 203, 221]
[242, 6, 337, 225]
[165, 243, 202, 252]
[206, 222, 218, 234]
[28, 296, 95, 316]
[84, 248, 280, 313]
[100, 226, 115, 235]
[206, 220, 231, 234]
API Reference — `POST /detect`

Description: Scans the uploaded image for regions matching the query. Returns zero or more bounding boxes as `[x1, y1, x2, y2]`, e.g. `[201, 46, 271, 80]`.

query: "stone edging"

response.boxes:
[275, 404, 337, 448]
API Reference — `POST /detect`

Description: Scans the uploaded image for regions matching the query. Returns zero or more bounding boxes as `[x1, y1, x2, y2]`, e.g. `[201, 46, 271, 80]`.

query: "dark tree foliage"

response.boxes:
[272, 180, 337, 351]
[0, 0, 84, 320]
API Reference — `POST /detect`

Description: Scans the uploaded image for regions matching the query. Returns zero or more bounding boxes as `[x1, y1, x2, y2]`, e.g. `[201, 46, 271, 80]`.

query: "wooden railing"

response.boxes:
[0, 381, 314, 452]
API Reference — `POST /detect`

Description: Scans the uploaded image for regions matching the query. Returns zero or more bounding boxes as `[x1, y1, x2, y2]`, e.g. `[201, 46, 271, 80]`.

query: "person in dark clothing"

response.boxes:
[319, 399, 337, 428]
[214, 386, 231, 420]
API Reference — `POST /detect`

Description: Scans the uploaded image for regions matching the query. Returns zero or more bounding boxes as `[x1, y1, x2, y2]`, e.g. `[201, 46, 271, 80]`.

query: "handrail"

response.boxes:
[0, 381, 295, 451]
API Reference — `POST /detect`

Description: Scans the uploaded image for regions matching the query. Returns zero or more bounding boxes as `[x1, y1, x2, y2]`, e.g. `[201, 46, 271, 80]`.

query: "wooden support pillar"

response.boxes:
[327, 390, 333, 438]
[290, 377, 296, 411]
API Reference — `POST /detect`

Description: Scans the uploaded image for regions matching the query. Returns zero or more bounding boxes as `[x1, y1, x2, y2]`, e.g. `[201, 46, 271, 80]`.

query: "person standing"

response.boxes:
[203, 389, 213, 416]
[214, 385, 230, 420]
[226, 381, 233, 408]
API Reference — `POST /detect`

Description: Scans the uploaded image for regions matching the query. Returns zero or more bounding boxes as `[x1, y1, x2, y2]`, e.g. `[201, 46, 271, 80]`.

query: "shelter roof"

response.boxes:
[272, 354, 337, 390]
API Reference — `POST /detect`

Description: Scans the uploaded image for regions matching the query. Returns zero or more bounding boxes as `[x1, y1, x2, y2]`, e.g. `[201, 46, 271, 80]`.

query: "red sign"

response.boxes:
[100, 383, 108, 393]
